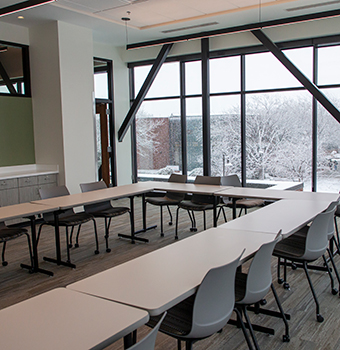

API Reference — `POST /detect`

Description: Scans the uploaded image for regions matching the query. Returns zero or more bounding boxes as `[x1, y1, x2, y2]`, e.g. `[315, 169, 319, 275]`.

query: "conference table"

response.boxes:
[0, 202, 59, 276]
[220, 198, 339, 237]
[30, 182, 230, 269]
[0, 288, 149, 350]
[216, 186, 340, 219]
[67, 228, 275, 316]
[30, 182, 157, 268]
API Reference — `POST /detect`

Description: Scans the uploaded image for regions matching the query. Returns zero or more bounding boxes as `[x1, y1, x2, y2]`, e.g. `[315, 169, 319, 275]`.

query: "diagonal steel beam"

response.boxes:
[0, 0, 54, 17]
[118, 43, 173, 142]
[251, 29, 340, 124]
[0, 61, 17, 95]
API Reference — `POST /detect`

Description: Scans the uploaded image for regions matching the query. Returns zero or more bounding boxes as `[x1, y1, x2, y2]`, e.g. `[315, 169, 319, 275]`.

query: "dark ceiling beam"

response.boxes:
[118, 43, 173, 142]
[251, 29, 340, 124]
[0, 0, 54, 17]
[0, 61, 17, 95]
[126, 9, 340, 50]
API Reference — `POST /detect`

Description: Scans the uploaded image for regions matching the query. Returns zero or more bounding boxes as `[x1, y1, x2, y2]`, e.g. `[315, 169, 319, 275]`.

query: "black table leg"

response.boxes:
[135, 193, 157, 235]
[118, 196, 149, 243]
[232, 198, 237, 219]
[43, 211, 76, 269]
[21, 215, 54, 276]
[213, 196, 218, 227]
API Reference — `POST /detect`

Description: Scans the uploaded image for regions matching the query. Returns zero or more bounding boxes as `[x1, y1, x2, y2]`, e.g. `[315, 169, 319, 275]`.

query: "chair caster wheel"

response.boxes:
[2, 261, 8, 266]
[75, 243, 79, 248]
[160, 233, 164, 237]
[260, 299, 267, 306]
[283, 335, 290, 342]
[317, 314, 324, 323]
[283, 282, 290, 290]
[175, 236, 178, 240]
[68, 244, 73, 248]
[168, 222, 173, 226]
[278, 278, 284, 284]
[94, 250, 99, 255]
[291, 263, 297, 270]
[190, 227, 197, 232]
[106, 248, 111, 253]
[332, 288, 338, 295]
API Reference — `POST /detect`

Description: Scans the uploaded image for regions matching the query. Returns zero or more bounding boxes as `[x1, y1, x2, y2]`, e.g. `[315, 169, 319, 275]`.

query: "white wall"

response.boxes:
[30, 21, 96, 194]
[93, 42, 132, 185]
[0, 22, 29, 45]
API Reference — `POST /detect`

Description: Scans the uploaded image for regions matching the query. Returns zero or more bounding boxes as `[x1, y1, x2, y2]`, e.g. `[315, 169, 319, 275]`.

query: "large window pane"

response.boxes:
[186, 61, 201, 96]
[136, 99, 181, 179]
[318, 45, 340, 86]
[246, 52, 302, 91]
[134, 62, 180, 99]
[246, 91, 312, 189]
[210, 95, 241, 177]
[317, 88, 340, 192]
[284, 47, 313, 82]
[210, 56, 240, 93]
[186, 97, 203, 176]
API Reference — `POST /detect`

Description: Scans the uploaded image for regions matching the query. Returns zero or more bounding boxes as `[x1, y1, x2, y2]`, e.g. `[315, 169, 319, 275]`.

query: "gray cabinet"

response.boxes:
[0, 173, 58, 207]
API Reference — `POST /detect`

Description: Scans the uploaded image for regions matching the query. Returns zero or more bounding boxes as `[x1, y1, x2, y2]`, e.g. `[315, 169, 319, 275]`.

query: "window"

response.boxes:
[130, 36, 340, 192]
[0, 41, 30, 97]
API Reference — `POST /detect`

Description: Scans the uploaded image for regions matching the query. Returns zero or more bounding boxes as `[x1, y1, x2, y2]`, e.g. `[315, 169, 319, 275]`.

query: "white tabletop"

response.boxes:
[31, 182, 155, 210]
[150, 181, 231, 195]
[68, 228, 275, 316]
[0, 202, 59, 222]
[219, 199, 333, 237]
[0, 288, 149, 350]
[216, 186, 339, 202]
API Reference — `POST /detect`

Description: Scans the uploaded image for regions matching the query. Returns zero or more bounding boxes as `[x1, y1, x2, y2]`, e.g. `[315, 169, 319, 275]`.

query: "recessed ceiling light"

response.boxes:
[18, 15, 24, 19]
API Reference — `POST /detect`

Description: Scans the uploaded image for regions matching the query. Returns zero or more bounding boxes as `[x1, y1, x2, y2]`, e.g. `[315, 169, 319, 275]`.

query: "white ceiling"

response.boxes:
[1, 0, 340, 46]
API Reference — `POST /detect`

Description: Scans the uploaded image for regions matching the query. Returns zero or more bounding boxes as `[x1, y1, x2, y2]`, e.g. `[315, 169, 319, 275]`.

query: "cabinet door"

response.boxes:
[19, 186, 40, 203]
[38, 174, 58, 185]
[0, 188, 19, 206]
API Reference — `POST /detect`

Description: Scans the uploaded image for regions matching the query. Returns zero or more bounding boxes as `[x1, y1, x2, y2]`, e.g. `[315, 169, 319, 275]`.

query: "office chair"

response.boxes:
[234, 232, 289, 350]
[175, 176, 221, 239]
[273, 202, 338, 322]
[0, 219, 33, 268]
[217, 174, 264, 221]
[80, 181, 131, 252]
[127, 312, 166, 350]
[37, 185, 99, 263]
[145, 174, 187, 237]
[147, 250, 254, 350]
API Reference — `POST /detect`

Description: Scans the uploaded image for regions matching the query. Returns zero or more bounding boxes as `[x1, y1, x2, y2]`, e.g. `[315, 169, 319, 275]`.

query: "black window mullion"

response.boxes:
[180, 61, 187, 175]
[129, 67, 138, 183]
[201, 38, 211, 176]
[240, 55, 246, 187]
[312, 45, 318, 192]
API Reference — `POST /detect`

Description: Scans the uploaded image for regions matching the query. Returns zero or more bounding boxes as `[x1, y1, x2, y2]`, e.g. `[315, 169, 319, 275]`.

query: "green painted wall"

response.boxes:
[0, 95, 35, 166]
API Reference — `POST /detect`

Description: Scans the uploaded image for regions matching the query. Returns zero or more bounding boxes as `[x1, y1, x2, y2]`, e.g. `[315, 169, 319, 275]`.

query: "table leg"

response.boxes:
[43, 211, 76, 269]
[21, 215, 54, 276]
[213, 196, 217, 227]
[135, 193, 157, 235]
[118, 196, 149, 243]
[232, 198, 237, 219]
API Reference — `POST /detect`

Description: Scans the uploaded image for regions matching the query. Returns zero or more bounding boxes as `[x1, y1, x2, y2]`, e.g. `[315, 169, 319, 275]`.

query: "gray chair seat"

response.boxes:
[45, 212, 94, 227]
[146, 196, 181, 206]
[226, 198, 264, 208]
[147, 295, 194, 337]
[273, 232, 307, 260]
[0, 227, 27, 241]
[178, 200, 214, 212]
[0, 220, 33, 267]
[86, 206, 130, 218]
